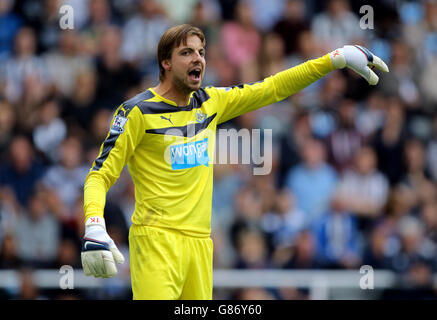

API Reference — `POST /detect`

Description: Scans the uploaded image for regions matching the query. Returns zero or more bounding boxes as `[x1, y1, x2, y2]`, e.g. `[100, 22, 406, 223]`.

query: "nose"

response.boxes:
[192, 50, 204, 63]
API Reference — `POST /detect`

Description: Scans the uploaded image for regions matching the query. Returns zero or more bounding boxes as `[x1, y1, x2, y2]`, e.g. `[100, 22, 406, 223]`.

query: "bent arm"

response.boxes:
[84, 105, 145, 221]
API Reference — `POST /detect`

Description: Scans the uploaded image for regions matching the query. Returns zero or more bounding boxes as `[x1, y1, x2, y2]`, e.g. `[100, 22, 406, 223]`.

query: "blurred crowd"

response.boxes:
[0, 0, 437, 300]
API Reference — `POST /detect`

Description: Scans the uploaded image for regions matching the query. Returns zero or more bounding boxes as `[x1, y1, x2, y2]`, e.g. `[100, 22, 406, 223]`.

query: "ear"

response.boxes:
[162, 59, 171, 72]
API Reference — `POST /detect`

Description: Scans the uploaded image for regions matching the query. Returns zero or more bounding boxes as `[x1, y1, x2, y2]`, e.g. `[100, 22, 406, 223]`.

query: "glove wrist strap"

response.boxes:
[85, 216, 106, 231]
[330, 47, 346, 69]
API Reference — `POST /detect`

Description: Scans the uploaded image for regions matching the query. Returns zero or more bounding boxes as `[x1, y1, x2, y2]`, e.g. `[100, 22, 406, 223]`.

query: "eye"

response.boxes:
[182, 51, 189, 56]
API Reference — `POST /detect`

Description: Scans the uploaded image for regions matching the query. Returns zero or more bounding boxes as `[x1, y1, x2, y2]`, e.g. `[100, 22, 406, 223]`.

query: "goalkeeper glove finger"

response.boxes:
[81, 216, 125, 278]
[330, 45, 389, 85]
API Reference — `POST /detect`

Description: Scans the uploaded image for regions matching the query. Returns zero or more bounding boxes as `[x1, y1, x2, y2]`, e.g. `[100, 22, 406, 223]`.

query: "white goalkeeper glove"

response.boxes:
[330, 45, 389, 85]
[81, 216, 125, 278]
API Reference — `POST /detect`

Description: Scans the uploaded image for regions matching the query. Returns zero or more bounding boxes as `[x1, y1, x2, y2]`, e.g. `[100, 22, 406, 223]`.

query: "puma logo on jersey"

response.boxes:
[161, 115, 174, 125]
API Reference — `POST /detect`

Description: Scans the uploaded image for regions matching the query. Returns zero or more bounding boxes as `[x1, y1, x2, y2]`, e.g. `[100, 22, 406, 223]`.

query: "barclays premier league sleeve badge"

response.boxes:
[110, 115, 128, 134]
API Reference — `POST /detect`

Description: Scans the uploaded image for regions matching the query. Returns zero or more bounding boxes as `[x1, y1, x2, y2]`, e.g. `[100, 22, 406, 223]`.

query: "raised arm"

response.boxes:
[211, 45, 388, 124]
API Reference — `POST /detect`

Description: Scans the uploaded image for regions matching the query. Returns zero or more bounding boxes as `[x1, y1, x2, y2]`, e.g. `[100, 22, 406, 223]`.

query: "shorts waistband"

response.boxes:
[129, 224, 211, 239]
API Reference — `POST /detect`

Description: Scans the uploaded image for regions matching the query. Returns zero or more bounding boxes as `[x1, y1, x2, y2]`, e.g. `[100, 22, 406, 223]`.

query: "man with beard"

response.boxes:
[81, 24, 388, 299]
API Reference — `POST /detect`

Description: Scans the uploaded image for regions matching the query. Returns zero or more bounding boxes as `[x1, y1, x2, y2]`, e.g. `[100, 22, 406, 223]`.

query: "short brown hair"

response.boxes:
[157, 24, 206, 81]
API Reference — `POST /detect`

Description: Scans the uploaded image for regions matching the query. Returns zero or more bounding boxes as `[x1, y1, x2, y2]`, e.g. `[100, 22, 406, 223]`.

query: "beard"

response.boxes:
[172, 72, 202, 95]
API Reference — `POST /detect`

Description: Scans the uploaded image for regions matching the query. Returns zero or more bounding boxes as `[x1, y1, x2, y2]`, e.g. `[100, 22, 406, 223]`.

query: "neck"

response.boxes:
[153, 79, 192, 106]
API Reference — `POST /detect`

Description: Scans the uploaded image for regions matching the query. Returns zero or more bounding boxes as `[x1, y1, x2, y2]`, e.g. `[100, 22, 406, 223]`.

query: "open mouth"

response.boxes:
[188, 67, 202, 82]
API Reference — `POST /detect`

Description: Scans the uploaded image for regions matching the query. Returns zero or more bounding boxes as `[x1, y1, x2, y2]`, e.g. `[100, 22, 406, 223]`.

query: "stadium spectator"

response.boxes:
[379, 40, 421, 108]
[258, 32, 288, 79]
[221, 0, 261, 82]
[389, 216, 436, 274]
[61, 67, 99, 133]
[32, 98, 67, 162]
[0, 100, 16, 159]
[261, 189, 307, 250]
[230, 186, 265, 245]
[159, 0, 199, 24]
[313, 197, 362, 269]
[44, 30, 91, 98]
[95, 25, 142, 108]
[36, 0, 64, 52]
[335, 145, 389, 230]
[41, 136, 89, 221]
[362, 221, 400, 270]
[398, 260, 437, 299]
[285, 136, 338, 227]
[277, 110, 311, 187]
[79, 0, 116, 57]
[88, 108, 113, 147]
[355, 91, 386, 140]
[0, 233, 22, 269]
[212, 163, 243, 230]
[188, 0, 222, 43]
[311, 0, 364, 51]
[15, 188, 60, 267]
[0, 26, 49, 104]
[309, 71, 347, 137]
[372, 96, 408, 185]
[283, 230, 321, 269]
[426, 114, 437, 182]
[0, 0, 22, 60]
[121, 0, 169, 76]
[273, 0, 309, 55]
[234, 227, 270, 269]
[245, 0, 286, 32]
[420, 200, 437, 245]
[0, 135, 45, 208]
[326, 98, 362, 172]
[14, 268, 46, 300]
[397, 139, 435, 214]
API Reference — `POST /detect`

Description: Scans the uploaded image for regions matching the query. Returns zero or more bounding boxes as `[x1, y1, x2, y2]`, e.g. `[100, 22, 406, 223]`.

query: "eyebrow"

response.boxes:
[178, 47, 205, 53]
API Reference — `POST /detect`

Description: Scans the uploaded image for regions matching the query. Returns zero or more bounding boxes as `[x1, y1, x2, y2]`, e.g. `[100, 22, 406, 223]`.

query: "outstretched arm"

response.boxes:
[211, 45, 388, 124]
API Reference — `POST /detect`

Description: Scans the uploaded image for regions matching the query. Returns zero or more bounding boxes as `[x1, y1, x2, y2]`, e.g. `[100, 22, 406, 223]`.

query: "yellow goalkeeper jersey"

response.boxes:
[83, 54, 334, 237]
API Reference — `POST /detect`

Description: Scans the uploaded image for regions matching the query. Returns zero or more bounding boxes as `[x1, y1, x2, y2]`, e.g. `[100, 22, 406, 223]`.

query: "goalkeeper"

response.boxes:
[81, 24, 388, 299]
